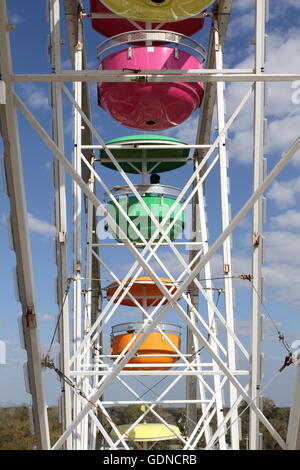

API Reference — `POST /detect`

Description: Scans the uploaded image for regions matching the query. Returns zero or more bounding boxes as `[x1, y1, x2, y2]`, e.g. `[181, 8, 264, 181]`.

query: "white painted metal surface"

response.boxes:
[0, 0, 299, 451]
[0, 0, 50, 450]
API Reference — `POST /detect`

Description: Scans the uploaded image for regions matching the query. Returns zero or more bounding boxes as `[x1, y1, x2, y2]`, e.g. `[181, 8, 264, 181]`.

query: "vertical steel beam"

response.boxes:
[72, 14, 84, 450]
[84, 159, 103, 450]
[62, 0, 103, 449]
[0, 0, 50, 450]
[186, 178, 202, 437]
[185, 288, 200, 437]
[287, 360, 300, 449]
[249, 0, 266, 450]
[186, 167, 225, 447]
[186, 2, 233, 447]
[214, 18, 239, 450]
[196, 180, 227, 449]
[48, 0, 72, 449]
[85, 175, 96, 450]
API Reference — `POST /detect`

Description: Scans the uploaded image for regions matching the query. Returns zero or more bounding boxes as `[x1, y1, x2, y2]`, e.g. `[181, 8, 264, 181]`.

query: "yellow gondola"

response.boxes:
[100, 0, 215, 23]
[111, 423, 181, 441]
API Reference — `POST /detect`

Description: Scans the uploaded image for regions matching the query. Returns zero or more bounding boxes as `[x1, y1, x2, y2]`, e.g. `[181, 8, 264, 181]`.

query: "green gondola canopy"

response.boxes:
[100, 135, 189, 174]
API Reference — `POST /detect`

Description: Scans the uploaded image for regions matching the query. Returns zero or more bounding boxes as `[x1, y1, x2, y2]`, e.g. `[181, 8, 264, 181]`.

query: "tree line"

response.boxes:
[0, 398, 290, 450]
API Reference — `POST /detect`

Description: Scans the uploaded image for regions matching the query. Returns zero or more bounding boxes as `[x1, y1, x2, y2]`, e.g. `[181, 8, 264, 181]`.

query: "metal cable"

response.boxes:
[250, 281, 292, 355]
[46, 277, 73, 357]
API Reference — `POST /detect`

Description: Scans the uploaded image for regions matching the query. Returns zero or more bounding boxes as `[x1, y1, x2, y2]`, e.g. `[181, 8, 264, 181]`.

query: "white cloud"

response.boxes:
[231, 253, 252, 275]
[26, 90, 49, 110]
[231, 0, 254, 12]
[28, 213, 55, 237]
[9, 13, 25, 24]
[269, 0, 300, 19]
[225, 82, 254, 164]
[228, 128, 253, 163]
[39, 314, 54, 322]
[228, 11, 254, 39]
[226, 26, 300, 164]
[266, 114, 300, 166]
[207, 229, 300, 309]
[267, 176, 300, 209]
[63, 115, 74, 136]
[270, 210, 300, 230]
[17, 84, 50, 112]
[264, 230, 300, 264]
[1, 212, 55, 237]
[263, 262, 300, 307]
[161, 114, 199, 144]
[45, 161, 52, 171]
[61, 58, 71, 69]
[265, 29, 300, 76]
[263, 262, 300, 288]
[280, 0, 300, 7]
[260, 227, 300, 307]
[172, 116, 199, 143]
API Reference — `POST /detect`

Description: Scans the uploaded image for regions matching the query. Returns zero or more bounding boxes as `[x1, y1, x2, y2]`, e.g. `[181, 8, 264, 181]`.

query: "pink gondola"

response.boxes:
[97, 32, 205, 130]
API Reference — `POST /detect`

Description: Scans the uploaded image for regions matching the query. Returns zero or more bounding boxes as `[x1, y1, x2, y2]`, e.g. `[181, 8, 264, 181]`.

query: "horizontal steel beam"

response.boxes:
[90, 400, 211, 405]
[11, 71, 300, 82]
[86, 12, 207, 20]
[83, 144, 211, 149]
[92, 242, 203, 247]
[69, 370, 250, 376]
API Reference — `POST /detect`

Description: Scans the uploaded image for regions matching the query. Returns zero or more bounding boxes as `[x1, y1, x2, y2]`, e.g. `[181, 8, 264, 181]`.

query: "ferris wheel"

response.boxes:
[0, 0, 300, 451]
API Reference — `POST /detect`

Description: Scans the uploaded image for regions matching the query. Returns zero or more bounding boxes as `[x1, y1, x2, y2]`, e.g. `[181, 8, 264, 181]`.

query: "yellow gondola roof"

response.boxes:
[111, 423, 181, 441]
[101, 0, 214, 23]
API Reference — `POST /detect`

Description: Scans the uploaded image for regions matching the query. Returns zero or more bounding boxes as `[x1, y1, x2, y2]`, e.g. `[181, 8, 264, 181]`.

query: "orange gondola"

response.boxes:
[110, 322, 181, 370]
[106, 276, 178, 307]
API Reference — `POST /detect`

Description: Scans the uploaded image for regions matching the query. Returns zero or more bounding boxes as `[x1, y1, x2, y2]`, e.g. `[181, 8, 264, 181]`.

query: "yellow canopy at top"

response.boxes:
[101, 0, 214, 23]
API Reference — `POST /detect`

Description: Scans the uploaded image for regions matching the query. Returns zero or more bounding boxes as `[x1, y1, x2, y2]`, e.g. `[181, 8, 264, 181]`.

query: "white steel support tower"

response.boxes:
[49, 0, 72, 448]
[249, 0, 266, 450]
[1, 0, 300, 451]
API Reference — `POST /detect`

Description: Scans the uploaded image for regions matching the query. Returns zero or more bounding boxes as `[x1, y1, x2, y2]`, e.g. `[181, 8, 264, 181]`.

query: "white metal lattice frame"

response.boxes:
[1, 0, 299, 451]
[10, 49, 292, 454]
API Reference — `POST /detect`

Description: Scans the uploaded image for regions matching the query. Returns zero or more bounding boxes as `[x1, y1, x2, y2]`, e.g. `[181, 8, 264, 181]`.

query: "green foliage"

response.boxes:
[0, 406, 61, 450]
[259, 398, 289, 450]
[0, 399, 291, 450]
[237, 398, 289, 450]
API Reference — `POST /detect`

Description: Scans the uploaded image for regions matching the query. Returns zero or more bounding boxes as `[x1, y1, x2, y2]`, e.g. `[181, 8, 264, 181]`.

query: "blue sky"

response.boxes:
[0, 0, 300, 411]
